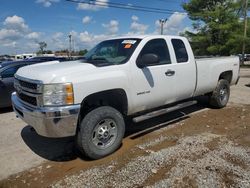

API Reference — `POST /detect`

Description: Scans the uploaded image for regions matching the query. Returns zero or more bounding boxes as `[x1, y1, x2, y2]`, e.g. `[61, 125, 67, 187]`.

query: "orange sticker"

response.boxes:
[124, 44, 132, 49]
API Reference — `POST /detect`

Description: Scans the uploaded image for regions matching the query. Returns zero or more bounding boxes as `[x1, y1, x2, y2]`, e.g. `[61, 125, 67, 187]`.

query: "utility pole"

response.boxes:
[68, 34, 72, 58]
[242, 0, 248, 65]
[159, 18, 168, 35]
[72, 37, 75, 53]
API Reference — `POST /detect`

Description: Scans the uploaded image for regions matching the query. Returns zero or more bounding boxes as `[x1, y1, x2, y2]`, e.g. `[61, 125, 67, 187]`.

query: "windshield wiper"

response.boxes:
[85, 57, 116, 66]
[84, 57, 108, 63]
[91, 57, 108, 62]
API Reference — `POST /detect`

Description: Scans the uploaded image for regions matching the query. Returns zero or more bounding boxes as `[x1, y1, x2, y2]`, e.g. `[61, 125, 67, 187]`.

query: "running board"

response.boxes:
[133, 101, 197, 123]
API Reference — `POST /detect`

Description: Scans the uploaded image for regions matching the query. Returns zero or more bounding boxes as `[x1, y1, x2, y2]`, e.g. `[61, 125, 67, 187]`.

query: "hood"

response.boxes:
[16, 60, 96, 83]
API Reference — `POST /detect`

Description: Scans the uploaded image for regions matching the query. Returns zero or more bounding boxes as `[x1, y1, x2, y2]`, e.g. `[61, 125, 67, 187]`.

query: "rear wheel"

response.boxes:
[209, 79, 230, 108]
[76, 106, 125, 160]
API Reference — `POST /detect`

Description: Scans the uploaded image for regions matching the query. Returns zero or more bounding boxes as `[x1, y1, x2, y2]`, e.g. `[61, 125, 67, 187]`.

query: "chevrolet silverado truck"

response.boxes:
[12, 35, 240, 159]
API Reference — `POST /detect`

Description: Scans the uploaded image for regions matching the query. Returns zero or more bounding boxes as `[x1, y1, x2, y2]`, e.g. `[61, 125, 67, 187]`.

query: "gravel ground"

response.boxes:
[51, 133, 250, 188]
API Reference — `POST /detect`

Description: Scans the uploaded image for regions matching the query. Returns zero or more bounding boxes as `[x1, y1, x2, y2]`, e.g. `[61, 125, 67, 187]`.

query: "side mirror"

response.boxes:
[137, 53, 159, 68]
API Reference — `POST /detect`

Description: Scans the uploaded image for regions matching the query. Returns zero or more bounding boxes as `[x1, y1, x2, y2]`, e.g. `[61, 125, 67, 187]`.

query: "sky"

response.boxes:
[0, 0, 192, 55]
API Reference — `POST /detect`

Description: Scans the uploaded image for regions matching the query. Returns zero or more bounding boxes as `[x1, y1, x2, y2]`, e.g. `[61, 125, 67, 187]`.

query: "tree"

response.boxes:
[182, 0, 243, 56]
[44, 50, 53, 54]
[38, 42, 47, 54]
[79, 49, 88, 56]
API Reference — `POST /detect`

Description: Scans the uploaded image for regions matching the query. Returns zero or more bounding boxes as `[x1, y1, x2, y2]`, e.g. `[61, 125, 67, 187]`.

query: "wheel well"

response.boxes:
[219, 71, 232, 84]
[78, 89, 128, 124]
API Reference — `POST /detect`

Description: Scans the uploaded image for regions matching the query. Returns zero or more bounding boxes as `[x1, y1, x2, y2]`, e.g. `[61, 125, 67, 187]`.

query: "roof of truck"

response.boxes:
[109, 35, 185, 40]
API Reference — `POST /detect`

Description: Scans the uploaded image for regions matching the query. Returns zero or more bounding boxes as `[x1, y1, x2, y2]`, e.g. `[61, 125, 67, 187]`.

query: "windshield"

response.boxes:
[83, 38, 141, 66]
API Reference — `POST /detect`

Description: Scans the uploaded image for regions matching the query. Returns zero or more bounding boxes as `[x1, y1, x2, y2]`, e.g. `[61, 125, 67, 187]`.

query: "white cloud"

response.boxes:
[130, 16, 148, 34]
[3, 15, 28, 32]
[0, 15, 34, 44]
[50, 32, 65, 49]
[49, 30, 112, 51]
[131, 15, 139, 22]
[36, 0, 60, 7]
[155, 12, 187, 35]
[52, 32, 64, 40]
[26, 32, 41, 40]
[79, 31, 110, 47]
[130, 22, 148, 34]
[77, 0, 109, 11]
[0, 29, 22, 40]
[69, 30, 78, 39]
[79, 31, 93, 43]
[102, 20, 119, 34]
[27, 42, 40, 49]
[0, 15, 45, 54]
[2, 41, 17, 48]
[82, 16, 92, 24]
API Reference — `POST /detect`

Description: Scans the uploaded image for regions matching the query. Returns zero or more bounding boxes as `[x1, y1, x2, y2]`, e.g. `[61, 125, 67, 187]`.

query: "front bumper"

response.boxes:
[12, 92, 80, 138]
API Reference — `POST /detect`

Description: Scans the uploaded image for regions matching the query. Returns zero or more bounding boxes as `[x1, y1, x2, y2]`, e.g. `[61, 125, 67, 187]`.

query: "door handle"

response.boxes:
[165, 69, 175, 76]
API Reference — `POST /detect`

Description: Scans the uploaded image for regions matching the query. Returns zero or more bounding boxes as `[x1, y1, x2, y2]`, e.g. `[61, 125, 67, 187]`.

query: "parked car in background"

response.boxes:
[0, 58, 13, 64]
[27, 56, 69, 62]
[0, 57, 68, 108]
[244, 54, 250, 61]
[238, 54, 250, 62]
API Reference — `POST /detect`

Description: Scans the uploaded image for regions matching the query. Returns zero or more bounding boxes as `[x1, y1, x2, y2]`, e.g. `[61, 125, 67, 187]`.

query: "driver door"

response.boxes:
[130, 38, 177, 113]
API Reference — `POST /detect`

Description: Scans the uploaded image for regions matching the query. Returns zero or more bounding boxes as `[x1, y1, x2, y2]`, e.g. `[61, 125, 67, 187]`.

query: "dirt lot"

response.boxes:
[0, 69, 250, 188]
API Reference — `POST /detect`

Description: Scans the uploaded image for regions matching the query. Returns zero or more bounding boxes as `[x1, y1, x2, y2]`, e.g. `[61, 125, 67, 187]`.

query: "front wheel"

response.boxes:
[209, 79, 230, 108]
[76, 106, 125, 160]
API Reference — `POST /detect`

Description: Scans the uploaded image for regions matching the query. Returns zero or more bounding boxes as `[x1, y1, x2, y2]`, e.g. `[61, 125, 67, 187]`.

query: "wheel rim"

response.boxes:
[219, 86, 228, 104]
[92, 119, 118, 149]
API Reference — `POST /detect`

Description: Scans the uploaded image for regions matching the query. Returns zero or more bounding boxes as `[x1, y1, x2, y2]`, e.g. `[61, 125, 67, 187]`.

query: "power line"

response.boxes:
[66, 0, 183, 14]
[150, 0, 184, 4]
[91, 0, 184, 13]
[66, 0, 186, 15]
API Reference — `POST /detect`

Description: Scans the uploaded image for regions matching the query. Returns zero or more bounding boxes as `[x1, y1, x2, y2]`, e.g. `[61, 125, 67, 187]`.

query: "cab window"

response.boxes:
[171, 39, 189, 63]
[138, 39, 171, 66]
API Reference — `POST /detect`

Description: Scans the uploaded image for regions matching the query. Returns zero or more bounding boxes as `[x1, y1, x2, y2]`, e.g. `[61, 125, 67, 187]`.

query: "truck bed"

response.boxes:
[194, 56, 240, 96]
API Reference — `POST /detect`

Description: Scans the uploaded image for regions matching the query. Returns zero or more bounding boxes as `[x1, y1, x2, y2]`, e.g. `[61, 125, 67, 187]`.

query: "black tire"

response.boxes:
[209, 79, 230, 108]
[76, 106, 125, 160]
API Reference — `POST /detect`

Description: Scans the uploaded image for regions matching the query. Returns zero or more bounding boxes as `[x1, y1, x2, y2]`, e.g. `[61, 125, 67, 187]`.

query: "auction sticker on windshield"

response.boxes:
[124, 44, 132, 49]
[122, 40, 137, 44]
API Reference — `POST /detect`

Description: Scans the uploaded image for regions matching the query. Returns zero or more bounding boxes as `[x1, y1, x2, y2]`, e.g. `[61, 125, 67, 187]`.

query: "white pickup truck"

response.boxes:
[12, 35, 240, 159]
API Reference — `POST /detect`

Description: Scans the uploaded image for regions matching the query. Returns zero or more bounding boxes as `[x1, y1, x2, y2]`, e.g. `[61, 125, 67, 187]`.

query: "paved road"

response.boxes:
[0, 68, 249, 181]
[0, 109, 45, 180]
[230, 68, 250, 105]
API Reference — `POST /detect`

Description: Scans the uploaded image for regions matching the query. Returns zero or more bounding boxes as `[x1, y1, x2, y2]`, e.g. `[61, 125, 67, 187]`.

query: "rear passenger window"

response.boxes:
[171, 39, 188, 63]
[139, 39, 171, 66]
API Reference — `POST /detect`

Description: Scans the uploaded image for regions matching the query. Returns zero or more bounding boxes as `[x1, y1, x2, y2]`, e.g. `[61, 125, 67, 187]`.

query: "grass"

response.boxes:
[240, 64, 250, 68]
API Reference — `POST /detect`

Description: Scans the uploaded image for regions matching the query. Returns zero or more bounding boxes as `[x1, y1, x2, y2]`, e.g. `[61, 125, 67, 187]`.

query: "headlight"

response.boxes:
[42, 83, 74, 106]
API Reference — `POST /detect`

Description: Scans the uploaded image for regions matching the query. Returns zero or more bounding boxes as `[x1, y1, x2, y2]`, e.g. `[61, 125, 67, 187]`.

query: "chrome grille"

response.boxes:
[14, 76, 43, 107]
[17, 92, 37, 106]
[18, 79, 37, 90]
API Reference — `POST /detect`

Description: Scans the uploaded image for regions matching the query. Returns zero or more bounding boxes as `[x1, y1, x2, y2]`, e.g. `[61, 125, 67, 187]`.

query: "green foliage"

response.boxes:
[79, 49, 88, 56]
[182, 0, 247, 56]
[44, 50, 53, 54]
[54, 49, 88, 56]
